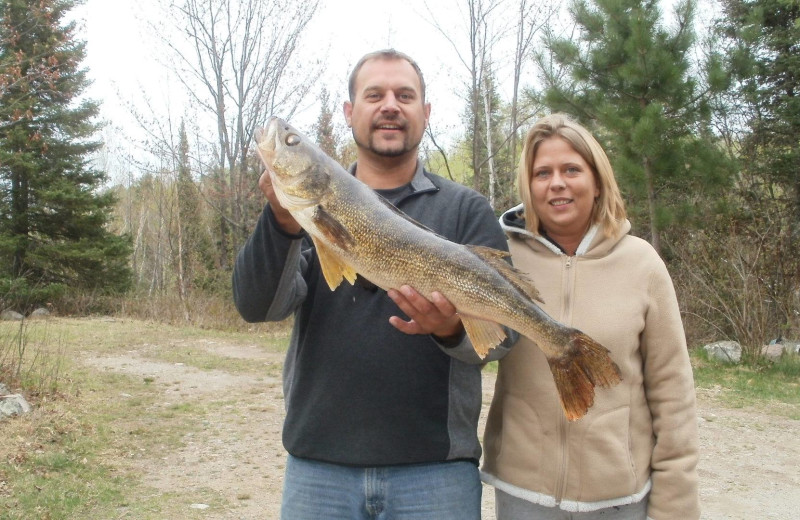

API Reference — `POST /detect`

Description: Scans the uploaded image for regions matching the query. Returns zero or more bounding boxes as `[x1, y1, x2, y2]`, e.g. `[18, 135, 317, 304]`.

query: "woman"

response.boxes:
[482, 113, 700, 519]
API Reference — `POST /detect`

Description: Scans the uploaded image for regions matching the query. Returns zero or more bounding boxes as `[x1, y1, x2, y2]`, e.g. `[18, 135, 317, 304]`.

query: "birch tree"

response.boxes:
[160, 0, 320, 268]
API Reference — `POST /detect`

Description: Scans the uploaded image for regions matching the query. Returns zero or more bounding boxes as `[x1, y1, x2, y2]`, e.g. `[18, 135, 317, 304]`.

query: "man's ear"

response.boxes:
[343, 101, 353, 127]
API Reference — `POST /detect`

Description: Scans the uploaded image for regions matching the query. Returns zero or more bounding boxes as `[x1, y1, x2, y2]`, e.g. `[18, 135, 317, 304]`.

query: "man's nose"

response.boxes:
[380, 92, 400, 113]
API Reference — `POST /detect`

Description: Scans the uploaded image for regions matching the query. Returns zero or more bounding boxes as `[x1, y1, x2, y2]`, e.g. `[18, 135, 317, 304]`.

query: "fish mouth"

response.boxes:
[257, 117, 284, 153]
[259, 116, 302, 150]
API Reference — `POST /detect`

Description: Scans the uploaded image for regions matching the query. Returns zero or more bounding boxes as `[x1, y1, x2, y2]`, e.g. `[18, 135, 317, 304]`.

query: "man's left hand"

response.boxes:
[387, 285, 464, 341]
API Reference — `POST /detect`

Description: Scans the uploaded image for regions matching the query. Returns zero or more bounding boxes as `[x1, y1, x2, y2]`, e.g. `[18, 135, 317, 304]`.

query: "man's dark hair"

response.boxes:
[347, 49, 426, 103]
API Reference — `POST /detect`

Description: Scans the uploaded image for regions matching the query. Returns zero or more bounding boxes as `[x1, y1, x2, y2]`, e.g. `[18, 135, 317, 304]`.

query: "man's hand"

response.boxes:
[387, 285, 464, 341]
[258, 170, 302, 234]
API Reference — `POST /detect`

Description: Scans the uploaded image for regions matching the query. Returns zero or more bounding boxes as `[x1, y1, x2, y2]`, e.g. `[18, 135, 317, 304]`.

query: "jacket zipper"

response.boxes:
[555, 255, 575, 505]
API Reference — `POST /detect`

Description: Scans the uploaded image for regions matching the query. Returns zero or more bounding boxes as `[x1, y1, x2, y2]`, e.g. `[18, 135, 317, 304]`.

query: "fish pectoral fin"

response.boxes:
[313, 205, 356, 250]
[311, 236, 358, 291]
[461, 316, 507, 359]
[544, 331, 622, 421]
[467, 245, 544, 304]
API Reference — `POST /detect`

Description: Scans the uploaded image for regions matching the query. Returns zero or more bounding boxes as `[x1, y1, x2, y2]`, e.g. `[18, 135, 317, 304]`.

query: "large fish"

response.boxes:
[255, 117, 621, 421]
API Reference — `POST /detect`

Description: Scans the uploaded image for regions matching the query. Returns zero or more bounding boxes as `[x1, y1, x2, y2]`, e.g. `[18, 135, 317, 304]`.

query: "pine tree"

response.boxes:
[710, 0, 800, 339]
[312, 87, 343, 165]
[175, 122, 213, 291]
[0, 0, 131, 308]
[462, 65, 512, 211]
[718, 0, 800, 216]
[541, 0, 731, 254]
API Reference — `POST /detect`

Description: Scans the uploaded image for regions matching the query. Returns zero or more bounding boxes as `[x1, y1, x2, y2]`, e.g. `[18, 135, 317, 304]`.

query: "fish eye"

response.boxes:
[285, 133, 301, 146]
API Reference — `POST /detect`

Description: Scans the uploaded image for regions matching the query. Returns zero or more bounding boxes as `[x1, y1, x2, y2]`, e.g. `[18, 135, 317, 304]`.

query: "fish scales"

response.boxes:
[256, 117, 621, 421]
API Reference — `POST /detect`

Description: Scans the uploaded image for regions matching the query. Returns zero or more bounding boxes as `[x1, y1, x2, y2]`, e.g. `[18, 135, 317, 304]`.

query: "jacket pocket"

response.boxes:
[490, 394, 561, 494]
[576, 406, 637, 498]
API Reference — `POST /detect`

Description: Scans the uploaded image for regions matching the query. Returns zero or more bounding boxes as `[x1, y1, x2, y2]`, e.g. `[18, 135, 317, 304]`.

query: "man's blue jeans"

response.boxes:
[280, 455, 481, 519]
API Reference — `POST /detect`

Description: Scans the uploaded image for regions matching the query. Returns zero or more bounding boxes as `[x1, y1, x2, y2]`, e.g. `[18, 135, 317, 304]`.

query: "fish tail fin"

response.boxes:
[546, 331, 622, 421]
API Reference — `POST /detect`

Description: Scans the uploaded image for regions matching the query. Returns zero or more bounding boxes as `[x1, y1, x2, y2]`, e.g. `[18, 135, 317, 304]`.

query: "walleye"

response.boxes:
[255, 117, 621, 421]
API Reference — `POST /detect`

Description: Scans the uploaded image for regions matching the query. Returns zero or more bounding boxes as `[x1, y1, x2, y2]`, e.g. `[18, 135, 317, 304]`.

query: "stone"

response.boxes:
[761, 343, 785, 361]
[761, 340, 800, 360]
[0, 309, 24, 321]
[0, 394, 32, 420]
[703, 340, 742, 363]
[30, 307, 52, 319]
[781, 340, 800, 355]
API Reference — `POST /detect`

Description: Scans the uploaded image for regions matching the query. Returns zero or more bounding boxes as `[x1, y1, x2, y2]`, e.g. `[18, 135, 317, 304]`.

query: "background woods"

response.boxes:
[1, 0, 799, 358]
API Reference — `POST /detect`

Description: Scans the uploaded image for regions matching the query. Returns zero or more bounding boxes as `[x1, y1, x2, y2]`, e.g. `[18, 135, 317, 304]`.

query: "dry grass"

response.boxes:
[0, 316, 290, 519]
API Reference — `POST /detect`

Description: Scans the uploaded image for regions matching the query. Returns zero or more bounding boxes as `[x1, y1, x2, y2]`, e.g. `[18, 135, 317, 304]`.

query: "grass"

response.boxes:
[0, 316, 291, 519]
[690, 347, 800, 419]
[2, 315, 798, 518]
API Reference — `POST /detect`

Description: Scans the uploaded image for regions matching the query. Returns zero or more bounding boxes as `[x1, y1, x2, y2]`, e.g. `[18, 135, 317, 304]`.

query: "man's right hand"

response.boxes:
[259, 170, 302, 234]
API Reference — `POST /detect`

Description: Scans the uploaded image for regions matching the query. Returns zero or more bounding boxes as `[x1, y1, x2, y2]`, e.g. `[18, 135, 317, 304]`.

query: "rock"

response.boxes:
[703, 340, 742, 363]
[0, 309, 24, 321]
[761, 343, 785, 361]
[761, 340, 800, 360]
[30, 307, 51, 319]
[0, 393, 32, 420]
[781, 340, 800, 355]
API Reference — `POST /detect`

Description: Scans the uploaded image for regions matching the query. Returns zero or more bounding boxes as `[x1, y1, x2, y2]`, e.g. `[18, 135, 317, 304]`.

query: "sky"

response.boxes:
[70, 0, 711, 179]
[72, 0, 481, 166]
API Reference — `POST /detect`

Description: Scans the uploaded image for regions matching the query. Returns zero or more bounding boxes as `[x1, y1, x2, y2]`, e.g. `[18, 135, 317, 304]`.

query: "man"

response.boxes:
[233, 49, 512, 519]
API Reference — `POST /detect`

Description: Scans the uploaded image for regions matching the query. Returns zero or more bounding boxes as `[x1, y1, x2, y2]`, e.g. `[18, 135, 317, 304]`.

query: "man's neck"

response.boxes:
[354, 152, 419, 190]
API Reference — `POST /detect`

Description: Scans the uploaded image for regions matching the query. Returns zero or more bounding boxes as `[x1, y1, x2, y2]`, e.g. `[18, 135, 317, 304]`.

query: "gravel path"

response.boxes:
[84, 338, 800, 519]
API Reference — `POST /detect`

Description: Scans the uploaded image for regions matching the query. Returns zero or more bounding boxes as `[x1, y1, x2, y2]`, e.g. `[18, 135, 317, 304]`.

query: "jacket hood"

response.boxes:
[499, 203, 631, 258]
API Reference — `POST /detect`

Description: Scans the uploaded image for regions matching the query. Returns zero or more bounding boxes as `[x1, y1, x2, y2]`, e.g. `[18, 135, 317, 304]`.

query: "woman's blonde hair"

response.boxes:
[518, 113, 627, 238]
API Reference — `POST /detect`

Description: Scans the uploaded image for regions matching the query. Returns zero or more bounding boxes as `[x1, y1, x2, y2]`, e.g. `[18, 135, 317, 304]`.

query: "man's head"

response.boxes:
[347, 49, 427, 104]
[344, 49, 431, 160]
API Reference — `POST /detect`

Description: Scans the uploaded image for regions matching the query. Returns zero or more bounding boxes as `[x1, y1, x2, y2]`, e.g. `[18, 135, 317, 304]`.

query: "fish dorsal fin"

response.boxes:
[313, 205, 355, 251]
[376, 194, 447, 239]
[311, 236, 358, 291]
[466, 245, 544, 304]
[461, 315, 507, 359]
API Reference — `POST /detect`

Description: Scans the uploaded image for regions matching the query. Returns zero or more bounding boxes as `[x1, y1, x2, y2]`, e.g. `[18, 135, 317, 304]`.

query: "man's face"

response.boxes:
[344, 58, 431, 159]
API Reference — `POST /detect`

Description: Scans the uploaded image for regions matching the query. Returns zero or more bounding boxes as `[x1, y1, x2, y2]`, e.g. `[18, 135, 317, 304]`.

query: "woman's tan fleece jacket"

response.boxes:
[482, 206, 700, 519]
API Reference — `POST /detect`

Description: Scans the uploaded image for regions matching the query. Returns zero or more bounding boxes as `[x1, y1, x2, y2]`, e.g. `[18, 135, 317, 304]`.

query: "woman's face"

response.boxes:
[530, 137, 600, 244]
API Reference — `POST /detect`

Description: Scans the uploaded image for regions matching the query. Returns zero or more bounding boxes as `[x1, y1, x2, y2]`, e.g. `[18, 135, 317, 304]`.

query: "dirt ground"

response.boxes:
[83, 337, 800, 520]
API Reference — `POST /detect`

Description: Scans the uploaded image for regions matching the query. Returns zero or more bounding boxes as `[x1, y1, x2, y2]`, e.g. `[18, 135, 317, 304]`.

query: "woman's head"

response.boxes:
[518, 113, 626, 239]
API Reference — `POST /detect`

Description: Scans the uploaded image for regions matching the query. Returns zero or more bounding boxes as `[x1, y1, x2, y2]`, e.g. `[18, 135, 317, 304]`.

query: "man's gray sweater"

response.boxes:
[233, 163, 512, 466]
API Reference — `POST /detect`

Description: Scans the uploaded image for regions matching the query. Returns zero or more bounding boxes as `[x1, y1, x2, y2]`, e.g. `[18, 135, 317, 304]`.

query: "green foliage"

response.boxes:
[691, 348, 800, 417]
[0, 277, 66, 313]
[666, 0, 800, 362]
[715, 0, 800, 215]
[460, 66, 519, 211]
[313, 86, 350, 166]
[176, 122, 216, 294]
[0, 0, 132, 309]
[540, 0, 734, 251]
